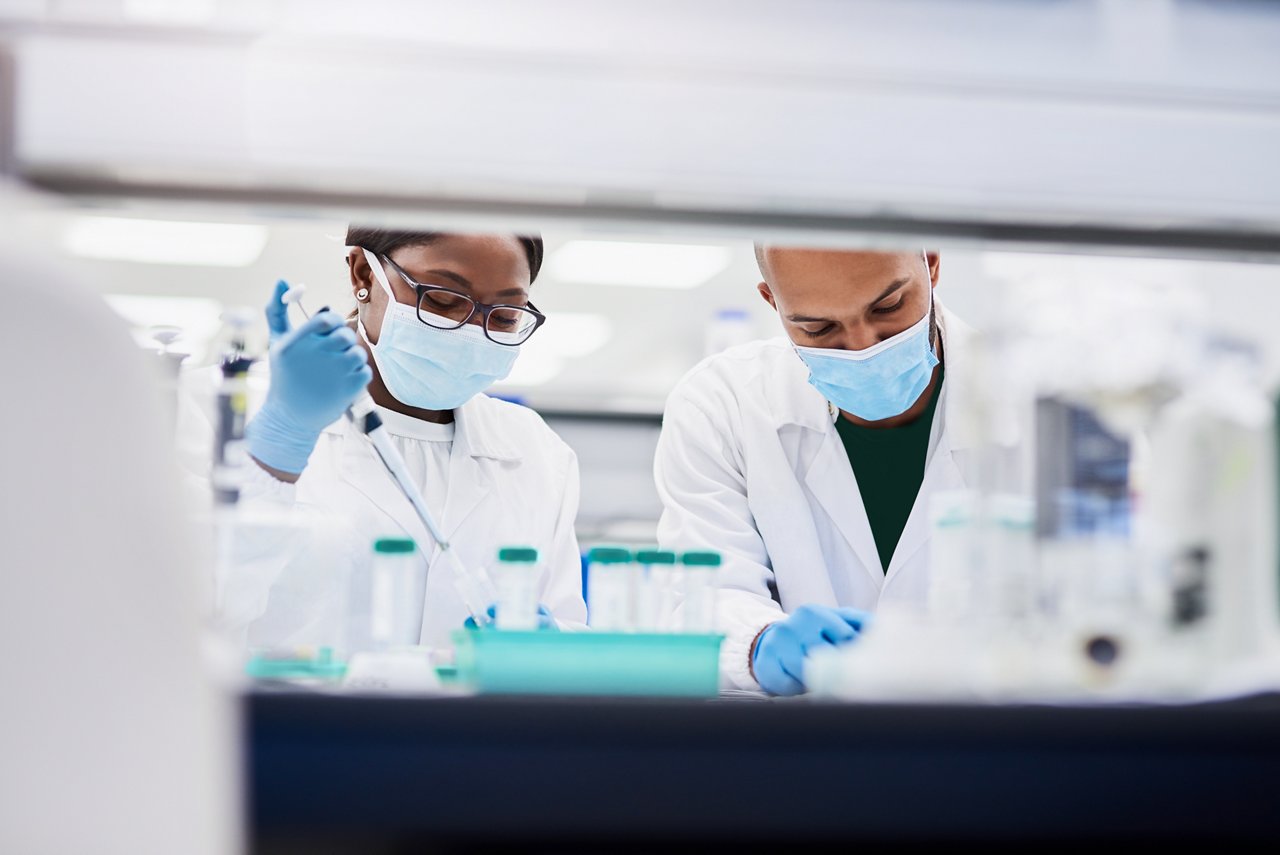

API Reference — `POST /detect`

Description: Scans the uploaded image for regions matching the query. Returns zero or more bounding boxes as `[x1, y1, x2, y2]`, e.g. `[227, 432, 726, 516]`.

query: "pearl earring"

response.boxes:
[356, 288, 370, 301]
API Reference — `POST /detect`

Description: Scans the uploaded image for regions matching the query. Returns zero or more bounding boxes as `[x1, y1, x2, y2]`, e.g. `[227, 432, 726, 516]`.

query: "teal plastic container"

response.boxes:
[452, 629, 723, 698]
[245, 647, 346, 682]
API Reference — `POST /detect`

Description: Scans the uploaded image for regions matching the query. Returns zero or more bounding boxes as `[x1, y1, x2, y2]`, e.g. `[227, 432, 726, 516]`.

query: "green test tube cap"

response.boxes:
[587, 545, 633, 564]
[634, 548, 677, 565]
[681, 550, 722, 567]
[498, 546, 539, 563]
[374, 537, 416, 554]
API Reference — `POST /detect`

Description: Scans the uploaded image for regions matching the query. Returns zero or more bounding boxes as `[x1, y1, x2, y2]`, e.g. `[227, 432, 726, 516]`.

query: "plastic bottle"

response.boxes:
[635, 548, 677, 632]
[587, 545, 633, 631]
[369, 537, 421, 649]
[493, 546, 540, 631]
[680, 550, 721, 633]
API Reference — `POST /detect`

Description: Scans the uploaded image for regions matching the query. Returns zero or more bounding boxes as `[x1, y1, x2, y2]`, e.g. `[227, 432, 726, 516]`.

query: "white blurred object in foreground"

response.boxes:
[0, 215, 241, 853]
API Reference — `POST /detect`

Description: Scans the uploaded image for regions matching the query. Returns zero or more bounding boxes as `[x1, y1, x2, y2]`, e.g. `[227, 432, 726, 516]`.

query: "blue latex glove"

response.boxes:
[245, 280, 372, 474]
[752, 604, 870, 696]
[464, 604, 557, 630]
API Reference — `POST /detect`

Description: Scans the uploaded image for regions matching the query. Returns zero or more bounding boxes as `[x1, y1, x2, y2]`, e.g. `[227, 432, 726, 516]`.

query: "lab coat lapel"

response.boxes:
[440, 446, 494, 544]
[334, 421, 434, 547]
[884, 307, 990, 581]
[802, 424, 887, 589]
[440, 398, 518, 543]
[884, 435, 966, 582]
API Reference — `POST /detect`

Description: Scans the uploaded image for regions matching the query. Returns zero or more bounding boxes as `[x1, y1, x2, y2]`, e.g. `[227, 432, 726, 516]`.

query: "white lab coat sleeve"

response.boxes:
[542, 444, 589, 630]
[654, 384, 785, 691]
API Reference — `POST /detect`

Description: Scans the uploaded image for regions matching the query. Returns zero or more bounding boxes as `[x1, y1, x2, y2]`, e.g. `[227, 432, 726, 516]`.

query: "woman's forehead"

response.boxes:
[391, 234, 527, 279]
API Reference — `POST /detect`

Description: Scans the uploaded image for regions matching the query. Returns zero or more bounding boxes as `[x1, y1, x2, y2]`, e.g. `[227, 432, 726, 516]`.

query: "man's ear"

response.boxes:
[757, 281, 778, 312]
[926, 251, 941, 288]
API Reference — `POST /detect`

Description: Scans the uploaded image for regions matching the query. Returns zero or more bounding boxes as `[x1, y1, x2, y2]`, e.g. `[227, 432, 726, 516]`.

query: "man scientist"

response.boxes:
[655, 245, 989, 695]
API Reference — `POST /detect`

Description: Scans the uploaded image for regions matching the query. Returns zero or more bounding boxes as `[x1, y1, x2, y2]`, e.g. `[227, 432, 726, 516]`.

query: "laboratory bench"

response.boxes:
[248, 689, 1280, 853]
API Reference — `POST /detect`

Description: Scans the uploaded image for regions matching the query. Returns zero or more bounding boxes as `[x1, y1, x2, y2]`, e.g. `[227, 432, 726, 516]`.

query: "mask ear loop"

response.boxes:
[352, 247, 397, 348]
[359, 247, 397, 300]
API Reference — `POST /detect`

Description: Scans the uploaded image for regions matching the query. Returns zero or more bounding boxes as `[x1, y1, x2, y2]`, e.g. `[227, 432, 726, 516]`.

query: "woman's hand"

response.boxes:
[245, 280, 372, 477]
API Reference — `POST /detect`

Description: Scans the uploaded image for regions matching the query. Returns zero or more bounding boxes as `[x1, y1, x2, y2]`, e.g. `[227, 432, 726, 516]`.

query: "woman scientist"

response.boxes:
[211, 227, 586, 651]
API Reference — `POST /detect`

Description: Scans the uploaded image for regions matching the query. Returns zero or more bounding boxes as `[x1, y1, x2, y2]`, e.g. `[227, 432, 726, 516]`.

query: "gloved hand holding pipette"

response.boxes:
[246, 280, 373, 475]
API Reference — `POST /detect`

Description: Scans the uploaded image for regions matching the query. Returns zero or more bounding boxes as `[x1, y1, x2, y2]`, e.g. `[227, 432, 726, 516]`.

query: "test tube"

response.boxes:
[680, 550, 721, 633]
[586, 545, 633, 631]
[369, 537, 421, 649]
[634, 548, 677, 632]
[493, 546, 540, 631]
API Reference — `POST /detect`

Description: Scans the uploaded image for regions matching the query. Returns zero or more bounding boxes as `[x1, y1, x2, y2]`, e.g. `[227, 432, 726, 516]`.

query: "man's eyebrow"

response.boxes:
[784, 276, 912, 323]
[868, 277, 910, 307]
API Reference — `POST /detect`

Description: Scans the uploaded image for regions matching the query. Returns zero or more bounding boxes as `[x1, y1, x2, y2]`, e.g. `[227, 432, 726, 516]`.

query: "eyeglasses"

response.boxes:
[381, 254, 546, 346]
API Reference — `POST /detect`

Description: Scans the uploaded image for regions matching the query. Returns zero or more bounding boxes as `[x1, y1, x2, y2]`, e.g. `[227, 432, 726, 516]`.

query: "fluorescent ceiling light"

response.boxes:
[547, 240, 732, 289]
[65, 216, 267, 267]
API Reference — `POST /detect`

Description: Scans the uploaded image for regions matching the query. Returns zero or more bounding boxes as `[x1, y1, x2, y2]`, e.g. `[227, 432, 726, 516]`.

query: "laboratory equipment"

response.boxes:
[680, 550, 721, 633]
[453, 629, 722, 698]
[211, 310, 254, 507]
[1145, 339, 1280, 674]
[586, 545, 634, 630]
[245, 646, 346, 683]
[635, 548, 676, 631]
[369, 537, 424, 649]
[492, 546, 540, 631]
[147, 324, 189, 428]
[343, 649, 441, 693]
[281, 284, 497, 626]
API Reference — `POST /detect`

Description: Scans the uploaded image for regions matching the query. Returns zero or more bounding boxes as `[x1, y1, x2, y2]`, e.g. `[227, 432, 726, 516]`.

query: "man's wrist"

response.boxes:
[747, 622, 776, 682]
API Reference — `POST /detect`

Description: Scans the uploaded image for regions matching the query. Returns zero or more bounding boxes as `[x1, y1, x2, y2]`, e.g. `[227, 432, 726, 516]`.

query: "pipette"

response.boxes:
[280, 284, 496, 627]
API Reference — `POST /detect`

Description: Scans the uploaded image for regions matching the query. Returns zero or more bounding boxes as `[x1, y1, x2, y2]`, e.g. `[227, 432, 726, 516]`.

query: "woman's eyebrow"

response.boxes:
[417, 269, 472, 290]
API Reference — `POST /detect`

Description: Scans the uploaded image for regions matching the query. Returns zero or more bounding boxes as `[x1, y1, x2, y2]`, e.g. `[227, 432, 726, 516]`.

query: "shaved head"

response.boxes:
[754, 243, 930, 284]
[754, 244, 941, 353]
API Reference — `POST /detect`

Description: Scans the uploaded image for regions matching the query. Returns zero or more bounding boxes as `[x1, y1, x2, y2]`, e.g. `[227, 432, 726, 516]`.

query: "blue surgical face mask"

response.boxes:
[357, 249, 518, 410]
[793, 294, 939, 421]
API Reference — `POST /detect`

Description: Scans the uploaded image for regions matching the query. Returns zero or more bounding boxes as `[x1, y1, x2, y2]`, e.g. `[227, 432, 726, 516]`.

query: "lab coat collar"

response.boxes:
[329, 393, 520, 551]
[453, 395, 523, 462]
[322, 394, 524, 461]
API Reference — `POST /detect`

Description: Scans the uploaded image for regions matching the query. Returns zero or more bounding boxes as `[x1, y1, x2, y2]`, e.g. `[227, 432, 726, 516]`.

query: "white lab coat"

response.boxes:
[655, 306, 1018, 690]
[177, 365, 587, 651]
